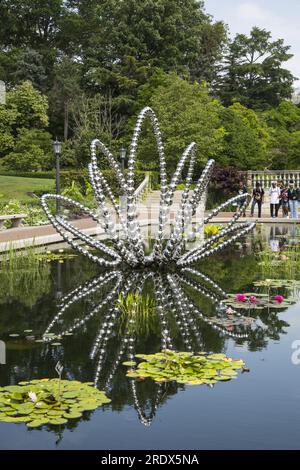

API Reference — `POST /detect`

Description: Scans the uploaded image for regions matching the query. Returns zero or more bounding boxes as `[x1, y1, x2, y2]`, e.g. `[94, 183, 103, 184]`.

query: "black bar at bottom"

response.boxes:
[0, 450, 299, 464]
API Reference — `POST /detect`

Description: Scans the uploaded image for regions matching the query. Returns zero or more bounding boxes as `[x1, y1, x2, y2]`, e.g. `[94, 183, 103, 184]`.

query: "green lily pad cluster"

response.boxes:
[124, 350, 245, 385]
[0, 379, 110, 428]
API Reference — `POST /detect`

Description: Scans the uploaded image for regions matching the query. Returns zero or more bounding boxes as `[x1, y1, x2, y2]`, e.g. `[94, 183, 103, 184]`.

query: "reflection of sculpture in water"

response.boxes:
[41, 267, 290, 427]
[41, 107, 255, 269]
[0, 340, 5, 365]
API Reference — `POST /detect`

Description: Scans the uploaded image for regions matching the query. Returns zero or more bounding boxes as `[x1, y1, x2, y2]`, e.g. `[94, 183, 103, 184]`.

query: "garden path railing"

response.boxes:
[248, 171, 300, 189]
[133, 173, 150, 203]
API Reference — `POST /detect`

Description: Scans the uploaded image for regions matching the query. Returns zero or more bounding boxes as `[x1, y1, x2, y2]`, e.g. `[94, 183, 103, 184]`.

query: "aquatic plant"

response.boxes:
[235, 294, 247, 302]
[254, 279, 300, 288]
[0, 379, 110, 428]
[257, 245, 300, 280]
[124, 350, 245, 385]
[224, 293, 290, 310]
[118, 292, 157, 336]
[0, 244, 51, 307]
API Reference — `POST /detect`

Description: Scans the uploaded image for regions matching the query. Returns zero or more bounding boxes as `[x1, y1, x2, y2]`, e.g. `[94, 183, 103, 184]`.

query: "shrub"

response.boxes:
[0, 171, 55, 179]
[60, 169, 146, 196]
[211, 166, 247, 196]
[1, 128, 53, 171]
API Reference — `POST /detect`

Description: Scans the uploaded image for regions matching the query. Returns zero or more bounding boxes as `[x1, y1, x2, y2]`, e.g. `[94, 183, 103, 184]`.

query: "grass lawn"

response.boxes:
[0, 175, 55, 202]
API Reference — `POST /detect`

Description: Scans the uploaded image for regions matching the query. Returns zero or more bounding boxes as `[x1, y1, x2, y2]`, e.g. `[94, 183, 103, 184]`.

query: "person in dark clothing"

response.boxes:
[288, 180, 300, 219]
[236, 180, 248, 216]
[279, 182, 289, 218]
[277, 181, 283, 214]
[250, 182, 264, 218]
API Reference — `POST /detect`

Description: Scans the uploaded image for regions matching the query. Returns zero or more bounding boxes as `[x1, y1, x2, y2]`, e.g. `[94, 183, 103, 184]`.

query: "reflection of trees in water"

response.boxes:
[0, 254, 100, 335]
[0, 262, 51, 308]
[246, 310, 289, 352]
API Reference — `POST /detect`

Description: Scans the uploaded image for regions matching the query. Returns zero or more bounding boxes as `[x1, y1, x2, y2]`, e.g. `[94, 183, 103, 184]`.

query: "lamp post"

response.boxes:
[119, 146, 127, 174]
[119, 146, 127, 215]
[53, 138, 62, 216]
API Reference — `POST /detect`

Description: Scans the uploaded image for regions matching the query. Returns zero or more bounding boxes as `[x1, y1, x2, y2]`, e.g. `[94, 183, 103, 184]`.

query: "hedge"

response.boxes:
[0, 170, 55, 179]
[60, 169, 146, 196]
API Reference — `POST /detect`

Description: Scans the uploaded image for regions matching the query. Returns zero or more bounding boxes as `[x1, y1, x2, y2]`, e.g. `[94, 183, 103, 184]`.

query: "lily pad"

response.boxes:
[125, 350, 245, 386]
[0, 379, 110, 428]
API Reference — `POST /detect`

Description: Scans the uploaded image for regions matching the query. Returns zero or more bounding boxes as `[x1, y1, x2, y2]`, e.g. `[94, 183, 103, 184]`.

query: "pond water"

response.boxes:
[0, 224, 300, 450]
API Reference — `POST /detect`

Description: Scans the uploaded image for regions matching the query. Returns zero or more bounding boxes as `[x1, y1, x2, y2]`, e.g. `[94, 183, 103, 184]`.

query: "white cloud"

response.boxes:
[237, 2, 267, 21]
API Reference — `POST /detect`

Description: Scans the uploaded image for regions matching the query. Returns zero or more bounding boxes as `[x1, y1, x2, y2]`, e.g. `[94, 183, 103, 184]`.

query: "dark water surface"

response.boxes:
[0, 225, 300, 450]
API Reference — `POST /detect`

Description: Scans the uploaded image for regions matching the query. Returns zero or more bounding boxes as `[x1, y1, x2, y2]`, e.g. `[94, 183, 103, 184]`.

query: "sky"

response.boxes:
[204, 0, 300, 87]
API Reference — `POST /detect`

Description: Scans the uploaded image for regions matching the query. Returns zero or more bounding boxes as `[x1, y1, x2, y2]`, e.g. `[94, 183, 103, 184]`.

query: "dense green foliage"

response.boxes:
[0, 1, 298, 176]
[132, 71, 224, 172]
[219, 103, 269, 169]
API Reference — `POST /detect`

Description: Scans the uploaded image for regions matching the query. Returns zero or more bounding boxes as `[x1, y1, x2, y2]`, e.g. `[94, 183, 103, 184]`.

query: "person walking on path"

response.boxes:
[280, 182, 289, 218]
[288, 180, 300, 219]
[236, 180, 248, 216]
[250, 182, 264, 218]
[277, 181, 283, 215]
[269, 181, 281, 218]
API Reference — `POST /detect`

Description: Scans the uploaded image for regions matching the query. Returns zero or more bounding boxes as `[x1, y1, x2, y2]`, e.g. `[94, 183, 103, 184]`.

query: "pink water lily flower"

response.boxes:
[249, 296, 257, 303]
[235, 294, 247, 302]
[274, 295, 284, 304]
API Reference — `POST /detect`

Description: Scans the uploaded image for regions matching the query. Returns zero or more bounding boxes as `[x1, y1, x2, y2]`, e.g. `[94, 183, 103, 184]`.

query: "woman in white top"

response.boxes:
[269, 181, 281, 218]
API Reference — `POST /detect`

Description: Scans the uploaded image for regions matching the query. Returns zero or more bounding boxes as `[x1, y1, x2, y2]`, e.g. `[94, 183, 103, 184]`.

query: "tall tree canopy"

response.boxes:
[218, 27, 295, 110]
[79, 0, 226, 99]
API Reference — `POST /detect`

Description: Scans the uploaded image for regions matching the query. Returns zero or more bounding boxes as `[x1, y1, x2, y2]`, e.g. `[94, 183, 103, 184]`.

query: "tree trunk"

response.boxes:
[64, 101, 69, 141]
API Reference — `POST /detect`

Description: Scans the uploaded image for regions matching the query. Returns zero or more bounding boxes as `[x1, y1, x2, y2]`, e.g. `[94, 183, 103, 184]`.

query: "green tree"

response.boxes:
[0, 82, 50, 168]
[1, 128, 52, 171]
[0, 0, 62, 48]
[218, 27, 295, 109]
[218, 103, 269, 169]
[48, 57, 82, 140]
[0, 0, 67, 81]
[6, 80, 49, 129]
[11, 48, 47, 90]
[80, 0, 226, 105]
[264, 101, 300, 169]
[0, 105, 17, 156]
[67, 92, 126, 167]
[131, 71, 224, 173]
